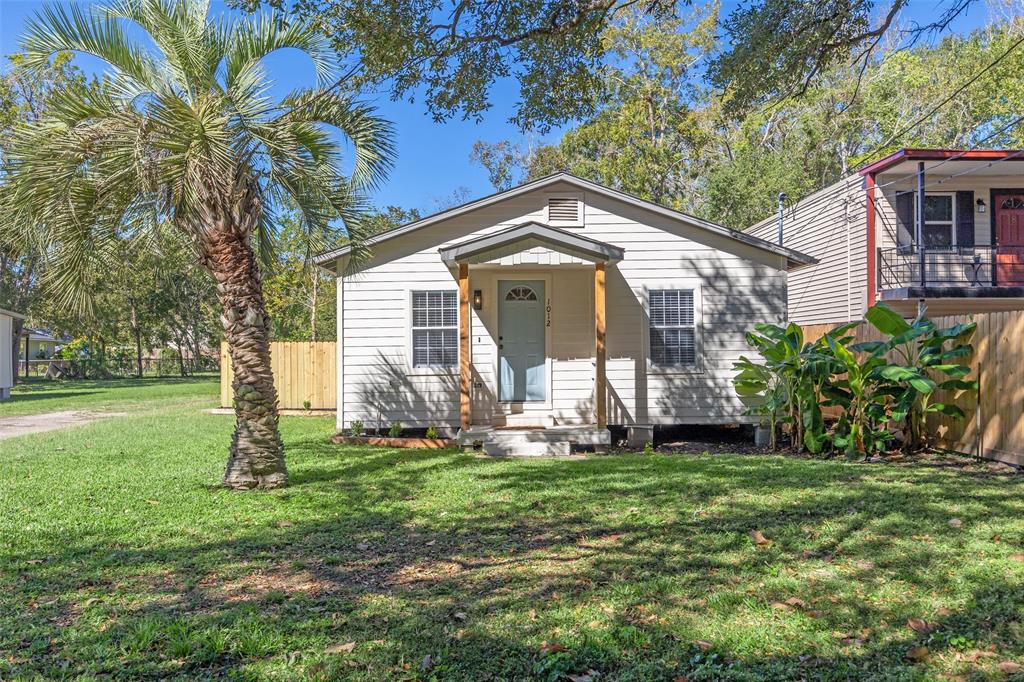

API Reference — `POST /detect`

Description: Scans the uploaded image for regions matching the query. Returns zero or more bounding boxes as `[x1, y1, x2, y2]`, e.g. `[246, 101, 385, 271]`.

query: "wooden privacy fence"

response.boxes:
[220, 342, 336, 410]
[802, 311, 1024, 466]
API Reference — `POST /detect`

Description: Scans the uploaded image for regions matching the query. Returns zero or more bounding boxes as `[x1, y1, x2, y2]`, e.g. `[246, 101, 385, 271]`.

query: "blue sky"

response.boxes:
[0, 0, 998, 213]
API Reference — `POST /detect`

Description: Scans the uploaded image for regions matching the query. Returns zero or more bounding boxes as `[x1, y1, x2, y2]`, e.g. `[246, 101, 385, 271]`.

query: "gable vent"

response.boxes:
[548, 196, 579, 223]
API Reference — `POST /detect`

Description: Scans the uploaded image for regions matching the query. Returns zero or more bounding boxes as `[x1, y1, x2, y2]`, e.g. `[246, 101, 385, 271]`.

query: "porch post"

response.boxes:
[458, 262, 471, 430]
[594, 262, 607, 429]
[917, 161, 926, 287]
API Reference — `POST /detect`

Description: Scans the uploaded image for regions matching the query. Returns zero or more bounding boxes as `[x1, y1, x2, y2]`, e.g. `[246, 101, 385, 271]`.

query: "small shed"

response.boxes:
[1, 308, 26, 400]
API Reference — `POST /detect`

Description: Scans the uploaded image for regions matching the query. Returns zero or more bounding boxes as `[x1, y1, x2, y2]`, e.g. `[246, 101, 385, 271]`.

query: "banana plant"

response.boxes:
[860, 304, 977, 453]
[734, 321, 853, 452]
[816, 331, 893, 458]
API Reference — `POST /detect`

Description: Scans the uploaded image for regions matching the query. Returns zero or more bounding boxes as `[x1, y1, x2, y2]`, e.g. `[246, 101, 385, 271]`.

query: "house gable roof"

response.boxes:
[0, 308, 26, 320]
[439, 221, 624, 265]
[315, 173, 816, 272]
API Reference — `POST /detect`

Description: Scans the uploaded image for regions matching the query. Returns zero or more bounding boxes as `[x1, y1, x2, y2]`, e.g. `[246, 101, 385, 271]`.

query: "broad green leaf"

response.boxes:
[865, 303, 912, 336]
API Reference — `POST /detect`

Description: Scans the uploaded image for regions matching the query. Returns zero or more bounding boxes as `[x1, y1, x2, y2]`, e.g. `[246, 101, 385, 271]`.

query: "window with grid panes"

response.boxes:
[411, 291, 458, 368]
[648, 289, 696, 366]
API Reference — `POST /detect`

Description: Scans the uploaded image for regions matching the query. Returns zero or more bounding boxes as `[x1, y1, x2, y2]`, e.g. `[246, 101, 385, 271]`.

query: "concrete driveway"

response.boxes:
[0, 410, 127, 440]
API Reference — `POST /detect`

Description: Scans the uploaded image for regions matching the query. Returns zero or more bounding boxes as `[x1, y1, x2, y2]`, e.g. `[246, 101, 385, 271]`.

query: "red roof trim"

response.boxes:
[857, 148, 1024, 176]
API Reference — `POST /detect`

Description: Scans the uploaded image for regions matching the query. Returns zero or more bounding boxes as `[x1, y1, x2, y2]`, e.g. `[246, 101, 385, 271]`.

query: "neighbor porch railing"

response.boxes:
[877, 245, 1024, 289]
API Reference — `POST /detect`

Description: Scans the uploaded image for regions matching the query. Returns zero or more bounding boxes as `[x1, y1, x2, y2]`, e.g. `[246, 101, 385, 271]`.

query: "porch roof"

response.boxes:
[858, 148, 1024, 176]
[439, 221, 625, 265]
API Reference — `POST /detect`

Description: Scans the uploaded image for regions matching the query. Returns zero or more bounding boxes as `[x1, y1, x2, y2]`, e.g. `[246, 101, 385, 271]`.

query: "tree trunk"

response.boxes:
[130, 301, 143, 378]
[196, 178, 286, 490]
[176, 332, 186, 377]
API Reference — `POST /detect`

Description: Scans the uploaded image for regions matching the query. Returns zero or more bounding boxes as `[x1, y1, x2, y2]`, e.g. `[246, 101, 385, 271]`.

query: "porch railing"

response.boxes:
[877, 245, 1024, 289]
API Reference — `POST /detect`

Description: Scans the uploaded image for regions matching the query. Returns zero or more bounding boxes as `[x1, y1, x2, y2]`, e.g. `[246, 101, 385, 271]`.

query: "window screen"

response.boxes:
[412, 291, 458, 368]
[649, 289, 696, 366]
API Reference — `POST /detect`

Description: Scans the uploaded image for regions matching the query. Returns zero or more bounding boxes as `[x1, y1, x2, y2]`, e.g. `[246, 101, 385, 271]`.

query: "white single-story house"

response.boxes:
[315, 173, 814, 452]
[18, 328, 61, 361]
[1, 308, 26, 400]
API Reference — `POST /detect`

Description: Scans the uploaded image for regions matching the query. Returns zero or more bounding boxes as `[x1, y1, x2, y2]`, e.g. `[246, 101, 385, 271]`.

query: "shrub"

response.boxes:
[425, 426, 439, 439]
[388, 422, 403, 438]
[733, 303, 976, 458]
[302, 400, 311, 411]
[349, 420, 364, 437]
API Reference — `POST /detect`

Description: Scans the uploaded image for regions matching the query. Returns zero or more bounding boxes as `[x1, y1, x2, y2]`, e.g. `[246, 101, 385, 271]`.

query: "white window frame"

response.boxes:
[916, 192, 956, 249]
[644, 284, 703, 375]
[545, 191, 585, 228]
[408, 289, 459, 375]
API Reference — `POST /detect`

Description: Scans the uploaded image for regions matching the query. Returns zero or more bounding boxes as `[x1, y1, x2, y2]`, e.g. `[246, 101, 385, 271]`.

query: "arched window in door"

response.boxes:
[505, 285, 538, 301]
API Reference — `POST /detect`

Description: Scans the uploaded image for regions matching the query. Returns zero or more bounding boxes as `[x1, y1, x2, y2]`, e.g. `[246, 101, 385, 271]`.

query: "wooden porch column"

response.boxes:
[594, 262, 607, 429]
[458, 263, 471, 430]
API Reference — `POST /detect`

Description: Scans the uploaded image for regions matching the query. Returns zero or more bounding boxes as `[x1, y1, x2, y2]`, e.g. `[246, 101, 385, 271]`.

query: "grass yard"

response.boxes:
[1, 380, 1023, 681]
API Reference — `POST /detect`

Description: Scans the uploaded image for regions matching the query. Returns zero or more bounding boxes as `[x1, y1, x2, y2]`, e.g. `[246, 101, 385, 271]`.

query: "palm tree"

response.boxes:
[2, 0, 394, 489]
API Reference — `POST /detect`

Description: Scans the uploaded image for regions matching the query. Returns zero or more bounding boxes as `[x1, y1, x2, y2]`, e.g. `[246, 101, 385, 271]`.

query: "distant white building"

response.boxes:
[1, 308, 26, 400]
[18, 328, 61, 361]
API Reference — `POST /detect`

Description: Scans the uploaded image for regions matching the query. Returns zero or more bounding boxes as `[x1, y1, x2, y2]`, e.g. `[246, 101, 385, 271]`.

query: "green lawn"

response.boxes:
[1, 380, 1023, 681]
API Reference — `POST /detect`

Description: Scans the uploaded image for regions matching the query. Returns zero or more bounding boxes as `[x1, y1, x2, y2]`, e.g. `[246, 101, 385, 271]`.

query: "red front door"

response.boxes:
[995, 192, 1024, 285]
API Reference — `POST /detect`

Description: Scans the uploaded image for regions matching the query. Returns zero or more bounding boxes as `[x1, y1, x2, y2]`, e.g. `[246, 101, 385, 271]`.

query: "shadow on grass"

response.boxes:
[3, 446, 1022, 680]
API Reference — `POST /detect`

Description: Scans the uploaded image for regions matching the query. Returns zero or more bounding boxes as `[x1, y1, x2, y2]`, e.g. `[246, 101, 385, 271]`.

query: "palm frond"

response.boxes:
[223, 11, 338, 94]
[21, 3, 161, 94]
[280, 90, 396, 190]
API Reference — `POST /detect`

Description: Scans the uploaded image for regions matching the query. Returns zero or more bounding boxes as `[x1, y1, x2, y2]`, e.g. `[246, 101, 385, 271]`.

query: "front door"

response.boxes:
[995, 192, 1024, 285]
[498, 280, 546, 402]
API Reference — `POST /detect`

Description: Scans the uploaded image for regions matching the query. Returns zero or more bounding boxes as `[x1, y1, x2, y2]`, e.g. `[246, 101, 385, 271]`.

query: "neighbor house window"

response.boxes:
[920, 194, 955, 248]
[649, 289, 696, 367]
[411, 290, 458, 368]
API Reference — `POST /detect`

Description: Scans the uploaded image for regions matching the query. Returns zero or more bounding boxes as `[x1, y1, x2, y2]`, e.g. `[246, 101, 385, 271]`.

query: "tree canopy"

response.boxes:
[473, 15, 1024, 228]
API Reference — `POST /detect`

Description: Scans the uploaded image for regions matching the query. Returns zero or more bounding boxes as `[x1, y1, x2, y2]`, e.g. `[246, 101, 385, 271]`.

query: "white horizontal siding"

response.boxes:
[747, 175, 867, 325]
[0, 314, 12, 395]
[339, 181, 788, 428]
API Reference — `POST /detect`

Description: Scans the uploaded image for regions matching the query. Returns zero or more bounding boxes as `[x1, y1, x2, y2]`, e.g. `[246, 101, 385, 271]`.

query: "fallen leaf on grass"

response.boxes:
[326, 641, 356, 655]
[420, 654, 433, 671]
[998, 661, 1023, 674]
[540, 641, 568, 654]
[145, 499, 160, 505]
[906, 646, 931, 663]
[1009, 554, 1024, 563]
[907, 618, 936, 634]
[453, 611, 467, 621]
[948, 518, 962, 528]
[275, 520, 293, 528]
[693, 640, 714, 651]
[751, 530, 772, 546]
[964, 649, 997, 663]
[936, 607, 953, 617]
[771, 602, 791, 611]
[785, 597, 808, 609]
[425, 540, 436, 546]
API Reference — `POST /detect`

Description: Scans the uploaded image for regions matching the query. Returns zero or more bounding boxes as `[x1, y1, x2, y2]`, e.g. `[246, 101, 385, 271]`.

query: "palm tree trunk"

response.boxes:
[198, 184, 286, 490]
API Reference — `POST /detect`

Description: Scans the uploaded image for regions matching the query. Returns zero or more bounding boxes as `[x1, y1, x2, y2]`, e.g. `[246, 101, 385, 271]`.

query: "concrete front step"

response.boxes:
[482, 440, 571, 457]
[459, 426, 612, 447]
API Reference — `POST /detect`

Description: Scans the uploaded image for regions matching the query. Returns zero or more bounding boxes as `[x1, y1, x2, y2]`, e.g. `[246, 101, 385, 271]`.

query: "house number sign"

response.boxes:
[546, 298, 552, 327]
